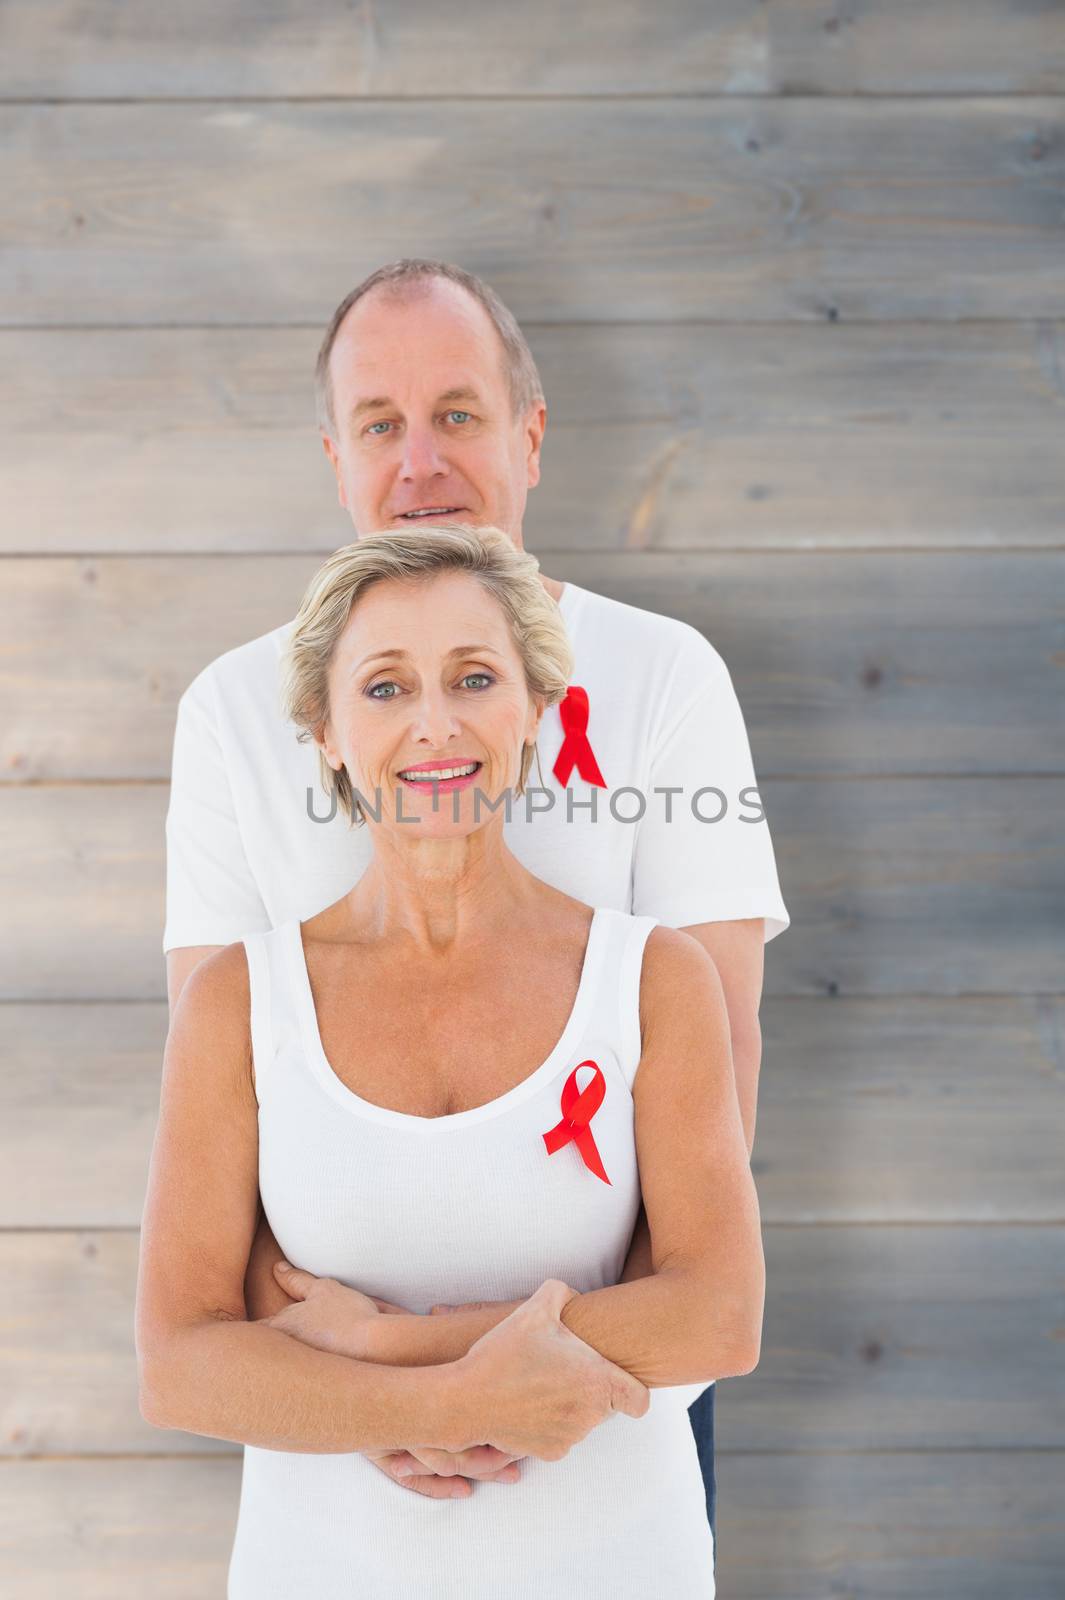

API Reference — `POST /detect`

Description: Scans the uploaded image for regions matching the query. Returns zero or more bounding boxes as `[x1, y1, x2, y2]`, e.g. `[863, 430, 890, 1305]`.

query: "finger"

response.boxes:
[365, 1452, 473, 1499]
[526, 1278, 578, 1321]
[369, 1295, 410, 1315]
[391, 1453, 446, 1478]
[608, 1362, 651, 1420]
[272, 1259, 319, 1299]
[392, 1468, 472, 1499]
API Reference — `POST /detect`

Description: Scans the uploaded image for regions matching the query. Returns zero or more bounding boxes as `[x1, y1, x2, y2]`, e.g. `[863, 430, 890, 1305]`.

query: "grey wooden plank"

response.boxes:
[754, 995, 1065, 1223]
[767, 776, 1065, 996]
[0, 1458, 239, 1600]
[2, 778, 1063, 1000]
[0, 1002, 165, 1227]
[4, 100, 1065, 324]
[4, 1228, 1062, 1455]
[715, 1449, 1065, 1599]
[5, 322, 1065, 554]
[0, 1453, 1060, 1597]
[3, 0, 1063, 97]
[4, 997, 1060, 1227]
[3, 551, 1061, 782]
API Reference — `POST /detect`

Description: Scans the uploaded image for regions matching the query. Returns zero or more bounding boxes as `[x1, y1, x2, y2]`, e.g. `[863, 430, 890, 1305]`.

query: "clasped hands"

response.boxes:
[257, 1259, 647, 1499]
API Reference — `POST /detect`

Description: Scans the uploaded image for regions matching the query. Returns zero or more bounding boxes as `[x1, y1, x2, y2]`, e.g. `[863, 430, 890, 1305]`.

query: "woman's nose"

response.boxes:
[408, 690, 463, 746]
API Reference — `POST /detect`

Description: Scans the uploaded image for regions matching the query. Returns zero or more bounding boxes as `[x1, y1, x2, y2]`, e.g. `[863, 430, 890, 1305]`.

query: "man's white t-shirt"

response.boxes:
[163, 580, 790, 951]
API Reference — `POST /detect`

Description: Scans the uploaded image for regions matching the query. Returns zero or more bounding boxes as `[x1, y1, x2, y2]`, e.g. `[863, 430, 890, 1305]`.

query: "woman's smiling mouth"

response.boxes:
[396, 760, 483, 792]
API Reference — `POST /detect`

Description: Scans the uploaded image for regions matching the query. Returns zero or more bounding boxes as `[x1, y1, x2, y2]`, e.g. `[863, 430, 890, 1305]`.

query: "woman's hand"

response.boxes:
[262, 1264, 526, 1496]
[456, 1279, 650, 1462]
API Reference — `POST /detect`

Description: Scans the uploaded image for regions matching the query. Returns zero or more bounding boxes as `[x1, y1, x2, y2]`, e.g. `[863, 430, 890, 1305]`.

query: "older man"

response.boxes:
[164, 258, 789, 1560]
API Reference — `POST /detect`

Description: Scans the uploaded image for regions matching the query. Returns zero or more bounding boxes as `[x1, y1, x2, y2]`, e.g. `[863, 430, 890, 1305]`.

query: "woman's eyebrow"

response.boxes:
[352, 644, 502, 671]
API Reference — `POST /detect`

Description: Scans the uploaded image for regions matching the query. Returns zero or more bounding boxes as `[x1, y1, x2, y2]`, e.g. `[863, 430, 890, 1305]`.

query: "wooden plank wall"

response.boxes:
[2, 4, 1064, 1594]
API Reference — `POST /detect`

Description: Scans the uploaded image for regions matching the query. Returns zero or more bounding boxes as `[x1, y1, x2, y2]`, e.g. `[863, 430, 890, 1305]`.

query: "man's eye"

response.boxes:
[446, 410, 472, 424]
[366, 421, 391, 436]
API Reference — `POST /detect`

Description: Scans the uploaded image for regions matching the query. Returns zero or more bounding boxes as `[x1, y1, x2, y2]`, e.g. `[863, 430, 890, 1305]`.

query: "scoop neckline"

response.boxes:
[286, 906, 609, 1131]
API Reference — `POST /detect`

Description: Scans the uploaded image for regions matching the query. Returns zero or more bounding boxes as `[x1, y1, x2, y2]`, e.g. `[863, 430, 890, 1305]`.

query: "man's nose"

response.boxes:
[399, 421, 449, 482]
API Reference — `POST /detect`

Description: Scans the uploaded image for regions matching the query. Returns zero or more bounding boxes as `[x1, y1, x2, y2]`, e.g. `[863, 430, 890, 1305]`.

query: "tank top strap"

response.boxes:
[242, 923, 302, 1107]
[576, 908, 659, 1093]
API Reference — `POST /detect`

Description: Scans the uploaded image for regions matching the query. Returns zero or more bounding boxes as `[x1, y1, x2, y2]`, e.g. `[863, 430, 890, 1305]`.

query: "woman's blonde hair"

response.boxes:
[280, 523, 574, 825]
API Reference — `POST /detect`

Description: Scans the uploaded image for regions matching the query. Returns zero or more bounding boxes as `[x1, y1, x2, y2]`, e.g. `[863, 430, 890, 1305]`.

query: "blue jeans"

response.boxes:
[688, 1384, 716, 1559]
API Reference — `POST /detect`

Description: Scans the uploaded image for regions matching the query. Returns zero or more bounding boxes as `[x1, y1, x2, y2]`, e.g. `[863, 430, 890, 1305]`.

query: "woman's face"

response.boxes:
[319, 570, 544, 838]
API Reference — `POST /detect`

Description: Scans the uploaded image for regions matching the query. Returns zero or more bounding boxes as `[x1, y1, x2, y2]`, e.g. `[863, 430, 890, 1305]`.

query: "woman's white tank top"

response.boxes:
[229, 905, 715, 1599]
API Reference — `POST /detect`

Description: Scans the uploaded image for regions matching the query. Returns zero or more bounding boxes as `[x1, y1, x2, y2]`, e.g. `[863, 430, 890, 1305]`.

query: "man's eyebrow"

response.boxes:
[349, 395, 392, 422]
[352, 644, 502, 672]
[348, 386, 482, 423]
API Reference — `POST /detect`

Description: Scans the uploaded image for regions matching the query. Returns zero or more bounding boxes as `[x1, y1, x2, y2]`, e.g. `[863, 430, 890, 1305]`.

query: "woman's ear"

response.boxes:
[314, 720, 343, 772]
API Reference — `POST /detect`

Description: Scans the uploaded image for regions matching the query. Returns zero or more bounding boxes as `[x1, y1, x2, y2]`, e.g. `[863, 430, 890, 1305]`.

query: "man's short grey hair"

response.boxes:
[314, 259, 545, 439]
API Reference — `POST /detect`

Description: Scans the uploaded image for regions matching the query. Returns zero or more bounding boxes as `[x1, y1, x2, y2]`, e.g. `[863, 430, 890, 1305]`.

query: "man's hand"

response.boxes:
[260, 1261, 381, 1358]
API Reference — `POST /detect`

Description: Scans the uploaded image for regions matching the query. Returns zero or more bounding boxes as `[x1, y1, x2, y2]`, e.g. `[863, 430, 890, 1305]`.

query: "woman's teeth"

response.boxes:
[399, 762, 480, 781]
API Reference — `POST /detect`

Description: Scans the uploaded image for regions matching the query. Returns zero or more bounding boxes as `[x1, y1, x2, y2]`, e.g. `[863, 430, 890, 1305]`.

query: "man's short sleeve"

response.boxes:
[162, 669, 271, 952]
[631, 635, 790, 941]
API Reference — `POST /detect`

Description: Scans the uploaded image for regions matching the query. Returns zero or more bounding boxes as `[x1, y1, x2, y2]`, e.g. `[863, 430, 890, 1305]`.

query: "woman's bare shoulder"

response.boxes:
[168, 943, 253, 1091]
[637, 925, 725, 1041]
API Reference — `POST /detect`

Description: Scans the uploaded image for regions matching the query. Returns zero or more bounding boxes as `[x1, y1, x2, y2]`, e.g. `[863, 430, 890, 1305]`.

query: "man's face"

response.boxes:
[321, 280, 546, 545]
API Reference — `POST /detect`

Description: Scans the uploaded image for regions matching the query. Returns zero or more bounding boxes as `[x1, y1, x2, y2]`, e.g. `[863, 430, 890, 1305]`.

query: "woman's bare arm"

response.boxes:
[137, 943, 462, 1452]
[363, 927, 765, 1386]
[137, 943, 646, 1459]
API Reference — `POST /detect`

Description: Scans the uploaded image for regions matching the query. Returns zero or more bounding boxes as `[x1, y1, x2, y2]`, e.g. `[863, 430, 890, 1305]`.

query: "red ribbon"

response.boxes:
[542, 1059, 611, 1184]
[553, 685, 606, 789]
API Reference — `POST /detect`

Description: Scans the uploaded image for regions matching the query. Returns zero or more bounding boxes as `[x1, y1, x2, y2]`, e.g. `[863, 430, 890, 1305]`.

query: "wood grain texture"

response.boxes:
[4, 100, 1064, 325]
[1, 1452, 1061, 1598]
[0, 1457, 240, 1600]
[5, 322, 1065, 555]
[714, 1448, 1065, 1599]
[3, 1227, 1061, 1455]
[4, 552, 1061, 781]
[4, 996, 1060, 1227]
[3, 1, 1064, 97]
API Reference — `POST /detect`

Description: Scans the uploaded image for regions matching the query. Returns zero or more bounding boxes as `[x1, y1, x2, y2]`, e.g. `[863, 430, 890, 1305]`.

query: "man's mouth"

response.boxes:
[396, 507, 465, 520]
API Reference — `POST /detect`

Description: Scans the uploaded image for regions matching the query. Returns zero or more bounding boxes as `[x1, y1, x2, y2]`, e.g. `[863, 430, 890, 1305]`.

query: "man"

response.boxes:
[164, 258, 789, 1557]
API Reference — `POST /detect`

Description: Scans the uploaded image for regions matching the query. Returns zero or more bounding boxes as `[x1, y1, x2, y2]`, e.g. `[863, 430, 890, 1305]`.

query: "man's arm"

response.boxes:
[679, 917, 764, 1156]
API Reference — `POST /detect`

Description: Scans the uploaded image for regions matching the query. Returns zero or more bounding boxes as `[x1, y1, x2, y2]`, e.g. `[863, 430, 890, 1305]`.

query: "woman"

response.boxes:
[135, 523, 764, 1597]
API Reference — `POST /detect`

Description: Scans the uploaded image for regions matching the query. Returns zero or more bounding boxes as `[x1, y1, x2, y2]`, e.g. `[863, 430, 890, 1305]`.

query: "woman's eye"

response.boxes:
[367, 680, 399, 698]
[461, 672, 493, 689]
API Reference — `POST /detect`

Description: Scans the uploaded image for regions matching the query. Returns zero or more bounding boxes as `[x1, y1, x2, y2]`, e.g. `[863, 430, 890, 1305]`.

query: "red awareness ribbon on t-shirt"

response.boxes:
[552, 685, 607, 789]
[542, 1059, 611, 1184]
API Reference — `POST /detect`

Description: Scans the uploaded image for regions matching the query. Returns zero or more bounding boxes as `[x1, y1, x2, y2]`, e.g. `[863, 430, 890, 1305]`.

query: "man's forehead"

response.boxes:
[331, 287, 507, 403]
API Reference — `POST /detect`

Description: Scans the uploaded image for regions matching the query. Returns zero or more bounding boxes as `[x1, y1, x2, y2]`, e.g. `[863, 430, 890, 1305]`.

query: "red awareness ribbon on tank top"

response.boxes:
[552, 685, 606, 789]
[542, 1059, 611, 1185]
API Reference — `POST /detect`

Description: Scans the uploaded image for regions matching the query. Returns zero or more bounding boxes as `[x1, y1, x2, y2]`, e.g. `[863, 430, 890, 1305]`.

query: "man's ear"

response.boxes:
[321, 432, 348, 509]
[525, 402, 547, 489]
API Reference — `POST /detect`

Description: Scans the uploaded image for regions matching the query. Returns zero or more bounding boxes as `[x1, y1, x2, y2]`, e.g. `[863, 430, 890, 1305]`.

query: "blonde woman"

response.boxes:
[136, 523, 764, 1598]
